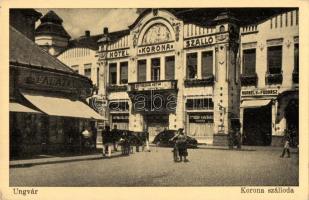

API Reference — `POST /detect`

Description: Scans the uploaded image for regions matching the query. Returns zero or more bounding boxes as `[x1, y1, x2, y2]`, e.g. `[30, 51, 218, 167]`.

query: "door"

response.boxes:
[243, 104, 272, 146]
[145, 114, 168, 142]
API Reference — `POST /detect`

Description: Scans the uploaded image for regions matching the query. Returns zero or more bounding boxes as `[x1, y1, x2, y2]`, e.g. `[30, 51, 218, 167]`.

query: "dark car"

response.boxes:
[152, 130, 198, 148]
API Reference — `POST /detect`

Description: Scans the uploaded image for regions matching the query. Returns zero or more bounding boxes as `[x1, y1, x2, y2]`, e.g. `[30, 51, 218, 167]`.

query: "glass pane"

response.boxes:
[165, 56, 175, 80]
[243, 49, 256, 75]
[187, 53, 197, 79]
[109, 63, 117, 84]
[120, 62, 128, 84]
[294, 43, 299, 72]
[138, 60, 146, 82]
[202, 51, 213, 77]
[84, 68, 91, 79]
[151, 58, 160, 81]
[267, 46, 282, 74]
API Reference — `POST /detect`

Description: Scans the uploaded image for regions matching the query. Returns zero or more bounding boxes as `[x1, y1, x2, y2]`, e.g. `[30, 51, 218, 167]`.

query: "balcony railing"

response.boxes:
[292, 71, 298, 84]
[240, 73, 258, 86]
[184, 75, 214, 87]
[265, 72, 283, 85]
[128, 80, 178, 92]
[107, 84, 127, 92]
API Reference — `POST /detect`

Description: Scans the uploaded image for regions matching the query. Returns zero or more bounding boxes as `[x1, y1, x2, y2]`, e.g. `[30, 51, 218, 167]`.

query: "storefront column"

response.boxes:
[146, 57, 151, 81]
[271, 100, 282, 146]
[197, 51, 202, 79]
[160, 56, 165, 80]
[116, 62, 120, 85]
[239, 107, 244, 136]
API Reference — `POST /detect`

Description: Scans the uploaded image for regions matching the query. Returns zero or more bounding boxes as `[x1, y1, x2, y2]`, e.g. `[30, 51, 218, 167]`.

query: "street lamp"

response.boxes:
[218, 103, 226, 133]
[98, 27, 111, 127]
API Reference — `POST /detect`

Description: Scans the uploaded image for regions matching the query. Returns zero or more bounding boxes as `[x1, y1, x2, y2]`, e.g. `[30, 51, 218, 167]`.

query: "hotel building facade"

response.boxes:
[50, 8, 299, 146]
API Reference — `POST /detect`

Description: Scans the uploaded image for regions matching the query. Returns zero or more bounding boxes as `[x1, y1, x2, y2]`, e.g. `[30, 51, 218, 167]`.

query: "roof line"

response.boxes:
[10, 26, 75, 73]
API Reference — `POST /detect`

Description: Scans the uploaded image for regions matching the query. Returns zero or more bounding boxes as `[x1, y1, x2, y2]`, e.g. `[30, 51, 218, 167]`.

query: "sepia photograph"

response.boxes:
[0, 1, 308, 200]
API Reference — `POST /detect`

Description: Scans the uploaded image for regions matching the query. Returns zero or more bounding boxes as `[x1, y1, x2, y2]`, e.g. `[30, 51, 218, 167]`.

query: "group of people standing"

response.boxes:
[170, 128, 189, 162]
[101, 125, 150, 158]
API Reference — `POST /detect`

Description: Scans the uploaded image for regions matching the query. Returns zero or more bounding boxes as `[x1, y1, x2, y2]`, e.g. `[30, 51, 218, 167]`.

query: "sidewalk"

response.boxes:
[10, 152, 103, 168]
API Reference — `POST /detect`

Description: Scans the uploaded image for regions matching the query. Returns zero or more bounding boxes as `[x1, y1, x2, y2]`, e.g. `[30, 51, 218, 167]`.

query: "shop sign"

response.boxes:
[107, 49, 129, 59]
[111, 114, 129, 123]
[189, 113, 214, 123]
[18, 69, 89, 95]
[137, 42, 174, 55]
[89, 95, 104, 112]
[130, 80, 177, 91]
[184, 35, 215, 48]
[241, 88, 278, 97]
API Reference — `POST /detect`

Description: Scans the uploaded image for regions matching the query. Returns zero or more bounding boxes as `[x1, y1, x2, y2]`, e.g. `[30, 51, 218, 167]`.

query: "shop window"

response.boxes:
[165, 56, 175, 80]
[151, 58, 160, 81]
[137, 60, 146, 82]
[242, 49, 256, 75]
[201, 51, 213, 78]
[109, 63, 117, 85]
[186, 98, 214, 110]
[120, 62, 128, 84]
[187, 53, 197, 79]
[267, 46, 282, 74]
[294, 43, 299, 73]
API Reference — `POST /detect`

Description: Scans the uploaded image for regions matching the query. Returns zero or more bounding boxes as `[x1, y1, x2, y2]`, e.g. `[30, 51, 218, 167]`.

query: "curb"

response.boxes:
[10, 154, 103, 168]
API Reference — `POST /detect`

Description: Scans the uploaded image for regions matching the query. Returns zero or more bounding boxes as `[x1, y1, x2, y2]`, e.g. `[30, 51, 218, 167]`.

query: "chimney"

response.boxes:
[103, 27, 109, 35]
[85, 30, 90, 37]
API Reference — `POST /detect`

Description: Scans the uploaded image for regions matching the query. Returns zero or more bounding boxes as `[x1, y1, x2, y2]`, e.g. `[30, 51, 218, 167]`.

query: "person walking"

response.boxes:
[81, 127, 92, 152]
[91, 122, 97, 150]
[170, 128, 188, 162]
[280, 129, 291, 158]
[111, 125, 119, 152]
[102, 126, 113, 158]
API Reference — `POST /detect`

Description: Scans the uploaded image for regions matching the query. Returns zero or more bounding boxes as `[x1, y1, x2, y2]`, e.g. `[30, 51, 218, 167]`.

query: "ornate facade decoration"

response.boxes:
[141, 24, 171, 45]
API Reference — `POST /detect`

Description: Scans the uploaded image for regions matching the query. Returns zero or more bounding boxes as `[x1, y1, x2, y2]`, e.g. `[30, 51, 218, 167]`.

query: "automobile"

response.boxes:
[152, 130, 198, 148]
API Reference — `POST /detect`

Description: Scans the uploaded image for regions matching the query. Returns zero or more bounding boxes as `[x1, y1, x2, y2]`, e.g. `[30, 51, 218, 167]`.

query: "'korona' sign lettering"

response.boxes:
[138, 42, 174, 55]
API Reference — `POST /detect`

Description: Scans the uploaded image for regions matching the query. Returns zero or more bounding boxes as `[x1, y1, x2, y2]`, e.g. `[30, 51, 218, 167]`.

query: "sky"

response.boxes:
[35, 8, 140, 38]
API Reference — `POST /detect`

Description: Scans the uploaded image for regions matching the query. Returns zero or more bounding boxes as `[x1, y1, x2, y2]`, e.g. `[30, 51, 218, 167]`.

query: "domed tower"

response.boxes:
[35, 10, 71, 56]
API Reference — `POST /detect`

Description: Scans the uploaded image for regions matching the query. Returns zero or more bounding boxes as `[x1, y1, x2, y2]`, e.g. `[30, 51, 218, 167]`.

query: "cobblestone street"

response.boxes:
[10, 146, 298, 186]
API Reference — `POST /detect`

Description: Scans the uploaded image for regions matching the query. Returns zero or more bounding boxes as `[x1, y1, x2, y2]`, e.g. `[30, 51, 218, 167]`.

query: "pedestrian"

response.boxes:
[102, 125, 113, 158]
[280, 129, 291, 158]
[235, 127, 241, 149]
[170, 128, 188, 162]
[111, 125, 119, 151]
[81, 127, 92, 152]
[91, 122, 97, 150]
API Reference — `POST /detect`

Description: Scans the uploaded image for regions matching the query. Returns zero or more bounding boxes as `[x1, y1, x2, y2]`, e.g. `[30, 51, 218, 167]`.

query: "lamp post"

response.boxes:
[98, 27, 111, 127]
[218, 103, 226, 134]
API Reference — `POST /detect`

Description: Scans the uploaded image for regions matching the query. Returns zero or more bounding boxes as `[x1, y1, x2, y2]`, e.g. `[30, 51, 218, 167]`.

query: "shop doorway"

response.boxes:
[285, 99, 299, 146]
[243, 104, 272, 145]
[145, 114, 169, 142]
